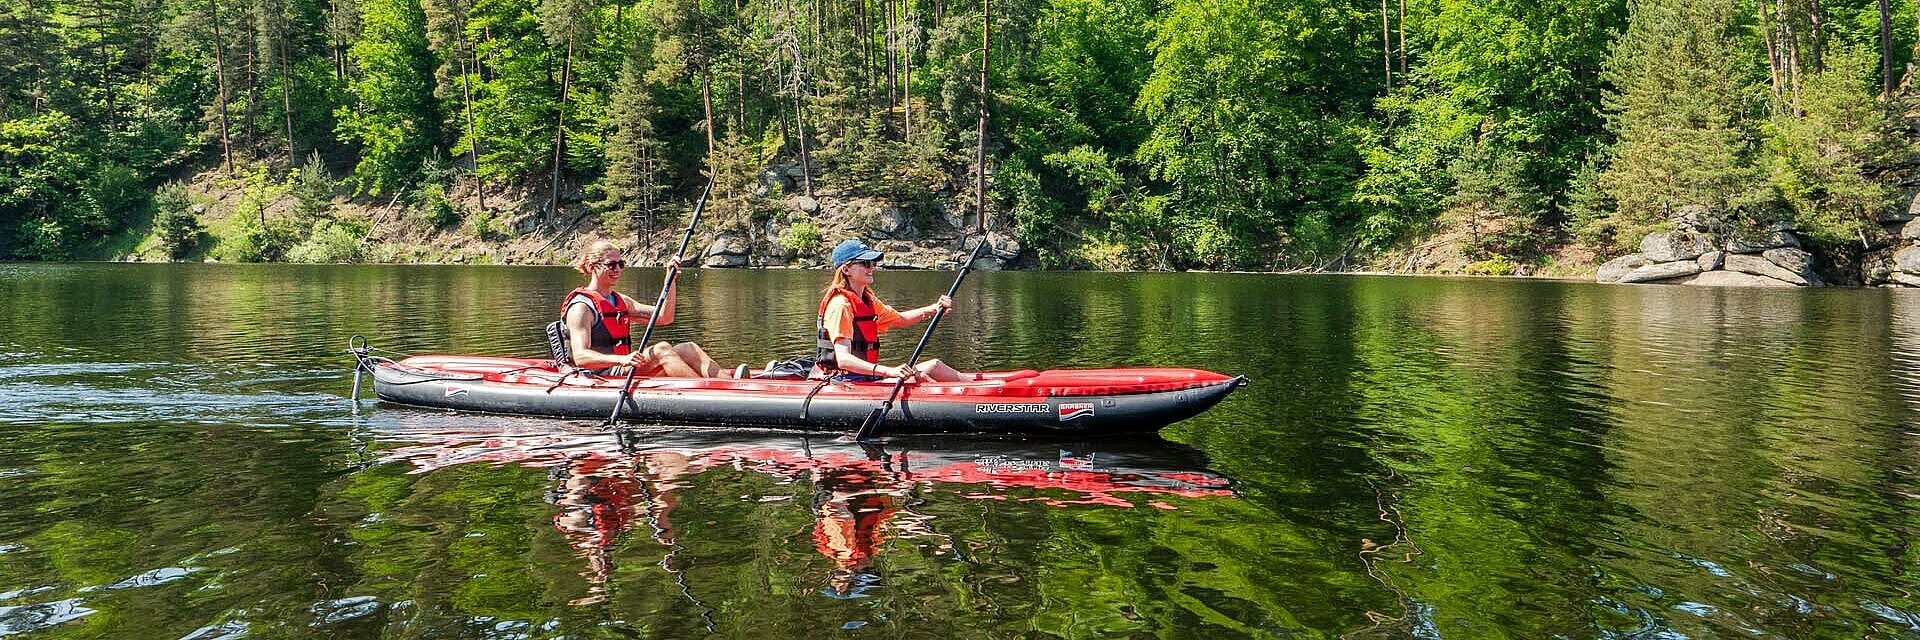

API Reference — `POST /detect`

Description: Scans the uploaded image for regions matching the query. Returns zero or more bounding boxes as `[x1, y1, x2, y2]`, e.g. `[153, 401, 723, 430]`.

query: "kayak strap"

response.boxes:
[798, 378, 835, 421]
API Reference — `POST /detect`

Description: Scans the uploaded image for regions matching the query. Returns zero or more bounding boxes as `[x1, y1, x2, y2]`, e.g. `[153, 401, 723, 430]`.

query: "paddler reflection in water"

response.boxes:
[563, 239, 735, 378]
[814, 238, 971, 382]
[547, 451, 696, 606]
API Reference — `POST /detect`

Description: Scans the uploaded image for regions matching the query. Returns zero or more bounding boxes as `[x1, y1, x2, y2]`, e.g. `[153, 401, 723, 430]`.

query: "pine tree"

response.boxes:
[602, 33, 668, 244]
[1590, 0, 1764, 250]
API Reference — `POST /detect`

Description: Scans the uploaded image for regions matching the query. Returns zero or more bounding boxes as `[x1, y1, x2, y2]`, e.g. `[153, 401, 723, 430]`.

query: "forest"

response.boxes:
[0, 0, 1915, 272]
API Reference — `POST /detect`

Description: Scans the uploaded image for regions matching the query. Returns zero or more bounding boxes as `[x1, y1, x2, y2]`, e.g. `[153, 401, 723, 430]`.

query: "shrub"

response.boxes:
[152, 182, 202, 260]
[780, 221, 822, 255]
[1465, 254, 1517, 276]
[421, 184, 460, 228]
[468, 210, 510, 241]
[289, 152, 337, 224]
[287, 219, 367, 263]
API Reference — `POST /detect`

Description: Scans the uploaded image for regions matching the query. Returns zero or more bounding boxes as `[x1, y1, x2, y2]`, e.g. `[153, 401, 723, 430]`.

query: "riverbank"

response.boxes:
[109, 160, 1615, 281]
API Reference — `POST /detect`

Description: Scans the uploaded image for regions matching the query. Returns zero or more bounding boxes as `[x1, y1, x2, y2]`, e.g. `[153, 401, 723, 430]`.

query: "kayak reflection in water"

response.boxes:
[813, 238, 969, 383]
[561, 239, 731, 378]
[377, 426, 1233, 608]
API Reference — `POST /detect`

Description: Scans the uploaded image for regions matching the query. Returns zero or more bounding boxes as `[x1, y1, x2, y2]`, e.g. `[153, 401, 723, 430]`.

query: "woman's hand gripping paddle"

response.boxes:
[852, 237, 991, 441]
[604, 179, 713, 428]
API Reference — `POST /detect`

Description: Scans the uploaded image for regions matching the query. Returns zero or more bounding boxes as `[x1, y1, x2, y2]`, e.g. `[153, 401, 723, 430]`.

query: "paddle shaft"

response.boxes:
[606, 179, 714, 426]
[854, 238, 991, 440]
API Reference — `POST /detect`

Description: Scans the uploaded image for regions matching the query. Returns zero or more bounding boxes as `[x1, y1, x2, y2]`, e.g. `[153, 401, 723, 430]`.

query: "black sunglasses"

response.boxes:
[598, 259, 627, 270]
[847, 259, 875, 268]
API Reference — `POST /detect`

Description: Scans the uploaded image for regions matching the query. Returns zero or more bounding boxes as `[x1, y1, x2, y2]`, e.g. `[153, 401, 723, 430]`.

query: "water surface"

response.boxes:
[2, 263, 1918, 637]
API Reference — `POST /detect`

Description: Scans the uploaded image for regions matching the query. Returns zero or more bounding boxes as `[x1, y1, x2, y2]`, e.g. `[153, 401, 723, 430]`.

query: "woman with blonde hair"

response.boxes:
[561, 240, 733, 378]
[813, 239, 968, 383]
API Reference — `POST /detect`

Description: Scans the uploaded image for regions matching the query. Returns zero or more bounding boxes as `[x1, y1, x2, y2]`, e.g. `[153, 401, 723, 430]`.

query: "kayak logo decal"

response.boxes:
[975, 403, 1050, 414]
[445, 384, 470, 398]
[1058, 402, 1095, 421]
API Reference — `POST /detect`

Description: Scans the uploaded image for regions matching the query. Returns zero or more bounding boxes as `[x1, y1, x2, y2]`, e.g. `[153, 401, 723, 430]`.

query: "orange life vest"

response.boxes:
[816, 287, 880, 373]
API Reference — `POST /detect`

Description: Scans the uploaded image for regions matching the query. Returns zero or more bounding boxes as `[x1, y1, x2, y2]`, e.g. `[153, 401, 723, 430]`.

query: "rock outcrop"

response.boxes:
[1599, 227, 1818, 288]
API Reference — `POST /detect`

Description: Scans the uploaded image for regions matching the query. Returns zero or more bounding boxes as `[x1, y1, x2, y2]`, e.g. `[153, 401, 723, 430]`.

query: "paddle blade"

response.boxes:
[854, 406, 887, 441]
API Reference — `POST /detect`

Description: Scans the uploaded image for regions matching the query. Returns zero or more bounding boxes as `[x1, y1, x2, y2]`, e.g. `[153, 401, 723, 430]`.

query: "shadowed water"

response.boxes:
[2, 263, 1919, 638]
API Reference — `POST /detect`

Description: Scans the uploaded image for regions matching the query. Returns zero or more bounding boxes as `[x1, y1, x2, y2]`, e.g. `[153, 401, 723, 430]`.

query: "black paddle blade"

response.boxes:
[853, 406, 887, 441]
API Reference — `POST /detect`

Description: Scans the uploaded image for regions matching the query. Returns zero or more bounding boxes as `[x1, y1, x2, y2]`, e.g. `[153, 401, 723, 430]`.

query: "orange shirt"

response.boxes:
[821, 289, 904, 346]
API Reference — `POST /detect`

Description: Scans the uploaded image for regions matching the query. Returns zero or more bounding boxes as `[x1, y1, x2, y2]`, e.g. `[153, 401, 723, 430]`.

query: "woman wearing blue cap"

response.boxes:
[814, 238, 968, 383]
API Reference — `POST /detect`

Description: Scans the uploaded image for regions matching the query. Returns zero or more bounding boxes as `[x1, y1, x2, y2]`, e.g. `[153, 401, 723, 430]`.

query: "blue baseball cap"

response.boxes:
[829, 239, 885, 267]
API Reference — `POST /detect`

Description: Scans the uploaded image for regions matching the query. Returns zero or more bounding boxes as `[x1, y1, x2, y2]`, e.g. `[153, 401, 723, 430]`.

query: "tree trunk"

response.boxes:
[1397, 0, 1405, 73]
[701, 70, 716, 156]
[208, 0, 234, 173]
[1809, 0, 1823, 73]
[243, 10, 258, 149]
[795, 93, 813, 197]
[281, 28, 296, 165]
[1880, 0, 1894, 97]
[902, 2, 912, 140]
[549, 39, 572, 226]
[1784, 0, 1802, 114]
[1761, 0, 1781, 100]
[455, 0, 483, 213]
[1380, 0, 1391, 89]
[976, 0, 988, 232]
[885, 0, 897, 115]
[327, 0, 344, 83]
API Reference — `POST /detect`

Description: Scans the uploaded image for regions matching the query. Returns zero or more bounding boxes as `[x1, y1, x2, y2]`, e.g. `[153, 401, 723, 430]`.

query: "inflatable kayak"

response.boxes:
[360, 354, 1246, 435]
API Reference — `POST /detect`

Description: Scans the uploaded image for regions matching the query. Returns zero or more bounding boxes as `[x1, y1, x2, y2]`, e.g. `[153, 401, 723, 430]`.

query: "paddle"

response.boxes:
[852, 236, 992, 441]
[604, 179, 714, 427]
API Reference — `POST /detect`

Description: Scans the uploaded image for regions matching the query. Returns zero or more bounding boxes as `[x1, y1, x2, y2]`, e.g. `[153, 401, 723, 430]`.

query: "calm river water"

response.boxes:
[3, 263, 1919, 638]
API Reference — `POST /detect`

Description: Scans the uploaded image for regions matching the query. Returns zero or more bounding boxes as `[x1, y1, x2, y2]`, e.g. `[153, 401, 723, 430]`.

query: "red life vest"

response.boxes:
[561, 288, 633, 357]
[816, 287, 880, 373]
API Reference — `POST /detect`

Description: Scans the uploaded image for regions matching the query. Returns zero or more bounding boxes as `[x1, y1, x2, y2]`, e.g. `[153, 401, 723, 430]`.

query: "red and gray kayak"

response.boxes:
[363, 355, 1247, 435]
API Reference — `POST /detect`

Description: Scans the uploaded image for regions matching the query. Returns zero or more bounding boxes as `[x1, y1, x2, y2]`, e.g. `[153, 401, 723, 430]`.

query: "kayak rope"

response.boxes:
[344, 336, 486, 388]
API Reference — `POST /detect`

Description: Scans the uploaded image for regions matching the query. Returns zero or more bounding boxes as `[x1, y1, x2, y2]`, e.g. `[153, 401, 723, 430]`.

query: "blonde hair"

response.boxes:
[821, 264, 856, 300]
[574, 240, 621, 275]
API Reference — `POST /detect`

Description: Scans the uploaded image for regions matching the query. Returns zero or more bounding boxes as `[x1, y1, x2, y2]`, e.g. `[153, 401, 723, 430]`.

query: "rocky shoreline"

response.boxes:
[1594, 201, 1920, 288]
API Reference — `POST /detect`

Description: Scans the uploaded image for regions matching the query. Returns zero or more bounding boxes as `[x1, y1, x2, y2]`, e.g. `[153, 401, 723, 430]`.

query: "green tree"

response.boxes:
[336, 0, 437, 195]
[1588, 0, 1764, 251]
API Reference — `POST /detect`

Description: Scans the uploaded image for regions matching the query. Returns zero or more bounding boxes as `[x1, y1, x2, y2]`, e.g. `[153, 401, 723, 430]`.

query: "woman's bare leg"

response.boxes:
[642, 342, 702, 377]
[913, 358, 966, 382]
[672, 342, 725, 377]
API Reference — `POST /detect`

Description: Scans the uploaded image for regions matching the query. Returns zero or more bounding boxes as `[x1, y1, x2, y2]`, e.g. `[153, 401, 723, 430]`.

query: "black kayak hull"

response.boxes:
[366, 356, 1247, 435]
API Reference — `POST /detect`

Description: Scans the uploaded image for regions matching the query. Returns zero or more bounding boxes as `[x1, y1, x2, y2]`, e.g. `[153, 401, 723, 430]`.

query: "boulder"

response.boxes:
[867, 206, 915, 239]
[1724, 253, 1808, 285]
[1696, 251, 1724, 272]
[703, 252, 750, 268]
[795, 195, 820, 214]
[1673, 204, 1713, 230]
[1596, 254, 1650, 283]
[1863, 249, 1897, 284]
[1895, 271, 1920, 287]
[1893, 191, 1920, 222]
[702, 232, 750, 268]
[1726, 231, 1799, 253]
[1898, 245, 1920, 273]
[1618, 260, 1702, 283]
[986, 232, 1022, 260]
[1903, 217, 1920, 240]
[1685, 270, 1798, 287]
[1640, 230, 1714, 262]
[1762, 248, 1821, 285]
